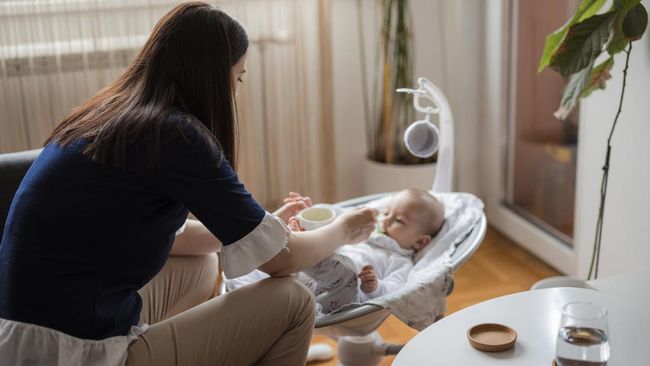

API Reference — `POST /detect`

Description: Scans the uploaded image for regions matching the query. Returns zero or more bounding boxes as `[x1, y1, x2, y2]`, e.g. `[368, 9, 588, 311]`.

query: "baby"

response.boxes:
[289, 188, 445, 314]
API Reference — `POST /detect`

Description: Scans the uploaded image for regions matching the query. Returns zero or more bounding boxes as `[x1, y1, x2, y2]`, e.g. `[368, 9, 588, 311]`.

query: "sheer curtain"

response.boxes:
[0, 0, 334, 207]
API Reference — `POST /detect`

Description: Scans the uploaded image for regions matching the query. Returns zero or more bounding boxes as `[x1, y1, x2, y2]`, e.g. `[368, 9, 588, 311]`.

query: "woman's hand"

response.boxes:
[358, 265, 378, 293]
[335, 207, 378, 244]
[273, 192, 312, 224]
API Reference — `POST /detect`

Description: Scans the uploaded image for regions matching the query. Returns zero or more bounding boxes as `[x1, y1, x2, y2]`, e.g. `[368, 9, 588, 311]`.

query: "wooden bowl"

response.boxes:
[467, 323, 518, 352]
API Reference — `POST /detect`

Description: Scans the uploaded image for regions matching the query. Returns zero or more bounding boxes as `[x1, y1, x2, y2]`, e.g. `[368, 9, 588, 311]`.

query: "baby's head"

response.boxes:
[380, 189, 444, 252]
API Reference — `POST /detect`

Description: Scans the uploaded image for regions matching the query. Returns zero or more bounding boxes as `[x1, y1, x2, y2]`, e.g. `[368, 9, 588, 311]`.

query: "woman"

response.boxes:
[0, 2, 376, 365]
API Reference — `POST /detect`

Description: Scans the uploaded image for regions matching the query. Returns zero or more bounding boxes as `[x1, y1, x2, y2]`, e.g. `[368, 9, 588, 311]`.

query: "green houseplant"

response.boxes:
[357, 0, 435, 165]
[356, 0, 437, 194]
[538, 0, 647, 279]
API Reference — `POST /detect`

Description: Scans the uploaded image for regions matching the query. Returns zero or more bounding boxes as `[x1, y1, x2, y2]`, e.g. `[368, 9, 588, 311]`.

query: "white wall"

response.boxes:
[574, 27, 650, 276]
[330, 0, 485, 201]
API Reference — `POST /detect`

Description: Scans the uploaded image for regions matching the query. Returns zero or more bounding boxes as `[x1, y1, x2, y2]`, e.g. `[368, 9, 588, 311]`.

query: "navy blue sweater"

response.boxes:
[0, 113, 265, 340]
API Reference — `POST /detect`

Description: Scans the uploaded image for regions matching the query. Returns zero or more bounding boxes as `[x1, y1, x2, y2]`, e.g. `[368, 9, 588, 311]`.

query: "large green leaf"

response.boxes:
[574, 0, 610, 20]
[580, 57, 614, 98]
[539, 32, 570, 72]
[607, 10, 630, 54]
[550, 11, 616, 77]
[619, 0, 641, 11]
[538, 0, 607, 72]
[623, 3, 648, 40]
[555, 62, 594, 120]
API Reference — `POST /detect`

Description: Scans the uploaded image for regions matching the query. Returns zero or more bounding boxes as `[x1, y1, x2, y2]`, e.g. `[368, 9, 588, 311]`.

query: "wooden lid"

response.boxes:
[467, 323, 518, 352]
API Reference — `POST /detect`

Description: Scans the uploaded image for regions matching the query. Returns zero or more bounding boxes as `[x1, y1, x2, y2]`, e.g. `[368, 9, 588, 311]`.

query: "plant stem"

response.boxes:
[587, 43, 632, 280]
[381, 0, 394, 163]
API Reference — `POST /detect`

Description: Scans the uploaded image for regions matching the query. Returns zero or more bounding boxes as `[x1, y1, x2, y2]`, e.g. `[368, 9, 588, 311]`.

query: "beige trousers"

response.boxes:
[126, 254, 316, 366]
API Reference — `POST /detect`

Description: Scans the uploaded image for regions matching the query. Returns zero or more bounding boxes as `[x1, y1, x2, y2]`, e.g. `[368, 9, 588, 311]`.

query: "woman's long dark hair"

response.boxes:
[46, 2, 248, 168]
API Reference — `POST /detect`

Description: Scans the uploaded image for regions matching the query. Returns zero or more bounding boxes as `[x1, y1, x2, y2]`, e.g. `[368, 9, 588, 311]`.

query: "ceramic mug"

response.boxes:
[296, 207, 336, 231]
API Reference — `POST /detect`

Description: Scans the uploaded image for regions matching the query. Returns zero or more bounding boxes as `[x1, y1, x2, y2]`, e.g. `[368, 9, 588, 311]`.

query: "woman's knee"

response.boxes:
[263, 276, 316, 320]
[268, 276, 314, 300]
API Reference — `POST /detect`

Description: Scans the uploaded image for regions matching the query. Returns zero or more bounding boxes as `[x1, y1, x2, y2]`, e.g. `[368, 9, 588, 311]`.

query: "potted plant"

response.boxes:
[538, 0, 647, 280]
[357, 0, 437, 195]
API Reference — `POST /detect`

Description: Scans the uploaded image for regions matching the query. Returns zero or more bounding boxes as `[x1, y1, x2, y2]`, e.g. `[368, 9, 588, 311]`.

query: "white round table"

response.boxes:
[393, 275, 649, 366]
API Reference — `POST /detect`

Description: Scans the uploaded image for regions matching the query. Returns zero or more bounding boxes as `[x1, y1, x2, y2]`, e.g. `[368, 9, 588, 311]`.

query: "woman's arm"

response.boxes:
[157, 122, 376, 278]
[171, 218, 222, 256]
[258, 208, 377, 277]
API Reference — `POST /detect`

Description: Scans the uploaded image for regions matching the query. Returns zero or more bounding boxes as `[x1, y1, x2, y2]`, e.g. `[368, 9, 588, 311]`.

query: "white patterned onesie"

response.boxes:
[299, 233, 414, 314]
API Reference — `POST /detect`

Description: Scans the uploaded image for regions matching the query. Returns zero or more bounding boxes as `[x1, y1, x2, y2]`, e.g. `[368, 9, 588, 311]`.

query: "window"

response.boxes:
[504, 0, 580, 244]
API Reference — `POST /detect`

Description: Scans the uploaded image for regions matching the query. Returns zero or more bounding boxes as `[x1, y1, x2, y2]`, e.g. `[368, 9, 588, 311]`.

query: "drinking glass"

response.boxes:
[556, 301, 610, 366]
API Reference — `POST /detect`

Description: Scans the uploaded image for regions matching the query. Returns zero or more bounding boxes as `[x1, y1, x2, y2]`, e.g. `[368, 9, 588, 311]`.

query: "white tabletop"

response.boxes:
[393, 271, 650, 365]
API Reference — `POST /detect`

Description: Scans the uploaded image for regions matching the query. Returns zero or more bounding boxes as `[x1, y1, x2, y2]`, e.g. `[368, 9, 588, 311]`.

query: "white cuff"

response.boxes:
[221, 212, 289, 278]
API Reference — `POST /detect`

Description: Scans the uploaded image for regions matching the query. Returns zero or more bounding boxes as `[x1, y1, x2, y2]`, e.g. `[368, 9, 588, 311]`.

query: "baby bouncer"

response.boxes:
[307, 78, 486, 365]
[226, 78, 486, 365]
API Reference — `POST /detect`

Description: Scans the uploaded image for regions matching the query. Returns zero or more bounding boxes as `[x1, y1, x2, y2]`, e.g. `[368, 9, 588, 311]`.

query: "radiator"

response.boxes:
[1, 43, 140, 153]
[0, 0, 331, 205]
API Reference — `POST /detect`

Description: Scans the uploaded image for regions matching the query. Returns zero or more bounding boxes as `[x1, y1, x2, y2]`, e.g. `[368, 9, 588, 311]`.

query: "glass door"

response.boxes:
[484, 0, 581, 274]
[504, 0, 580, 245]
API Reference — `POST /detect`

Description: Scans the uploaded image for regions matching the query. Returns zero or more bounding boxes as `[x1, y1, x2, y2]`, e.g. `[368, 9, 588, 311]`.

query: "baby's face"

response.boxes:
[380, 192, 434, 251]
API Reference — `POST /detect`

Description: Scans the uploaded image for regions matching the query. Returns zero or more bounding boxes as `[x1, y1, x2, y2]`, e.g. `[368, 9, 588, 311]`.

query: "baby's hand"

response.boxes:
[358, 265, 377, 293]
[288, 217, 304, 232]
[283, 192, 313, 207]
[273, 192, 313, 224]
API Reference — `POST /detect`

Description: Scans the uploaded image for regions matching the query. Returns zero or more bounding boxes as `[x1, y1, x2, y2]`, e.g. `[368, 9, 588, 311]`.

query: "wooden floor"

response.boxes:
[308, 226, 561, 365]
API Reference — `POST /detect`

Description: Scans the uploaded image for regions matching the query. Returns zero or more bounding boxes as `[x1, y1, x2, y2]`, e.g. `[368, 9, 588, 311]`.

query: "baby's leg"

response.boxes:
[302, 253, 359, 314]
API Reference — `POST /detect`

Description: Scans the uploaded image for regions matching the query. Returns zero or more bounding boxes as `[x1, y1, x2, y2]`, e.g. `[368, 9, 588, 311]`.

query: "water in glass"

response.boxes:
[556, 302, 609, 366]
[556, 326, 609, 366]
